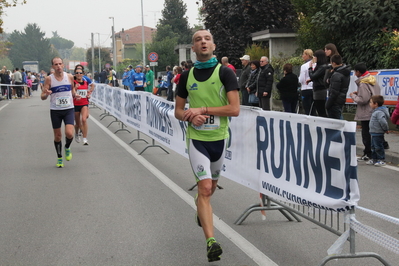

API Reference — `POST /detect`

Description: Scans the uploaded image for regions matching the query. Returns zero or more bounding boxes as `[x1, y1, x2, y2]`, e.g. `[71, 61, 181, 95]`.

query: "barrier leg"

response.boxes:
[114, 122, 131, 134]
[129, 131, 148, 144]
[188, 183, 223, 191]
[138, 139, 169, 155]
[234, 195, 301, 225]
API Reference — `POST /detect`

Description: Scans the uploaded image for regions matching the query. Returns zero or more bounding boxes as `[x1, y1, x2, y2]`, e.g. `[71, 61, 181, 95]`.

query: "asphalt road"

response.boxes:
[0, 93, 398, 266]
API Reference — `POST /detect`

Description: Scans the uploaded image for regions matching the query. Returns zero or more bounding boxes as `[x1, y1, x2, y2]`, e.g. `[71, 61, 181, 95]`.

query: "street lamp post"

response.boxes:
[97, 33, 101, 74]
[109, 17, 117, 70]
[141, 0, 146, 67]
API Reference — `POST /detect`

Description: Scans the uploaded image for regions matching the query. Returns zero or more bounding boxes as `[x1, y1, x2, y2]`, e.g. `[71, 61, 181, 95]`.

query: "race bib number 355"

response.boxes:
[56, 96, 71, 108]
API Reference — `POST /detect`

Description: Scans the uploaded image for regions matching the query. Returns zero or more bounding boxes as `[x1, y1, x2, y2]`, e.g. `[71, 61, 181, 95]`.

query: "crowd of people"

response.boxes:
[0, 67, 46, 100]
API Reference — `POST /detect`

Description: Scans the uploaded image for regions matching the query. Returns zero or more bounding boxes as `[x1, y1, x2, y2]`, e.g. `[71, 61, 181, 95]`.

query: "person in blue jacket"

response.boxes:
[127, 65, 135, 91]
[131, 65, 146, 91]
[122, 68, 130, 90]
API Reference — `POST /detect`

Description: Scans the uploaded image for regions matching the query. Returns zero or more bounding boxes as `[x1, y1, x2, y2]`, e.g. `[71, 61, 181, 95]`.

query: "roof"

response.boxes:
[116, 26, 156, 45]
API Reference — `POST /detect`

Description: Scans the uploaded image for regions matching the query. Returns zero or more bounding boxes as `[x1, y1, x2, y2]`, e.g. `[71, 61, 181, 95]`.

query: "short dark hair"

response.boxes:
[331, 54, 342, 65]
[283, 63, 293, 73]
[371, 95, 384, 106]
[249, 60, 260, 69]
[354, 62, 367, 74]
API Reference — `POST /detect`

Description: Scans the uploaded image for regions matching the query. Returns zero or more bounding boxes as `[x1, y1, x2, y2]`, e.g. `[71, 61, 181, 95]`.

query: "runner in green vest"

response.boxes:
[175, 29, 240, 262]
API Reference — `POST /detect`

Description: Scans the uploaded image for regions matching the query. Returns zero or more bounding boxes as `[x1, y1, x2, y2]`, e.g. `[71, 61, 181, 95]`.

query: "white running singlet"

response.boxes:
[49, 72, 73, 110]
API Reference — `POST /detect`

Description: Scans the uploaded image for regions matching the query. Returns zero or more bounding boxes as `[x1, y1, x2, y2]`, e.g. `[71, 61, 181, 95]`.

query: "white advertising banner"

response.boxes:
[92, 84, 360, 212]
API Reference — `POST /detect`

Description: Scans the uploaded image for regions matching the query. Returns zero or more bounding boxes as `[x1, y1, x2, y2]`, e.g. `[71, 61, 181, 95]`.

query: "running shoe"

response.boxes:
[65, 148, 72, 161]
[207, 239, 222, 262]
[366, 159, 375, 165]
[56, 158, 64, 168]
[374, 161, 386, 167]
[83, 139, 89, 146]
[75, 133, 81, 143]
[357, 155, 369, 161]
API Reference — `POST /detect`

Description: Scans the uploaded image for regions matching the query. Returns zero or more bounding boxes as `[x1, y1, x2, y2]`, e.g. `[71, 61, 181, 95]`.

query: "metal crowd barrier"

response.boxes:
[235, 194, 397, 265]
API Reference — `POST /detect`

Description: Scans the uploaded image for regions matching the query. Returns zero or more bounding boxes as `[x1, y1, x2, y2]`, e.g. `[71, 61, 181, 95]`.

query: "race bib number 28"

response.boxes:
[191, 115, 220, 130]
[77, 89, 87, 98]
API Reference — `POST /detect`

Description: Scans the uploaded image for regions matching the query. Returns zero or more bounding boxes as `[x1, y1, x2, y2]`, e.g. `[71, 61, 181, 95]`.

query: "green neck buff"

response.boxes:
[194, 57, 218, 69]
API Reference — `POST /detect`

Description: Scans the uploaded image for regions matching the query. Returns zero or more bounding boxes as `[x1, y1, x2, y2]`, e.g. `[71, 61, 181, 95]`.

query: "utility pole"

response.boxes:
[109, 17, 117, 69]
[91, 33, 94, 76]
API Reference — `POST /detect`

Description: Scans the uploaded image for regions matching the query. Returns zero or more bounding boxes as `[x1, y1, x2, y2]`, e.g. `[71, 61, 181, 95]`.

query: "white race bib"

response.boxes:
[136, 80, 143, 86]
[77, 89, 87, 98]
[191, 115, 220, 130]
[56, 96, 71, 108]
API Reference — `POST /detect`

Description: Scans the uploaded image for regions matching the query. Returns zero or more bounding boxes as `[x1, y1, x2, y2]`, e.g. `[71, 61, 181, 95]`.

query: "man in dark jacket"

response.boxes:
[325, 55, 351, 119]
[257, 56, 274, 110]
[239, 55, 251, 105]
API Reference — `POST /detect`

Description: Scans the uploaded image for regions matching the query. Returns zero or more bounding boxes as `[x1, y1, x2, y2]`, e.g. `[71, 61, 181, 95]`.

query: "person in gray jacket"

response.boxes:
[350, 62, 381, 161]
[367, 95, 390, 166]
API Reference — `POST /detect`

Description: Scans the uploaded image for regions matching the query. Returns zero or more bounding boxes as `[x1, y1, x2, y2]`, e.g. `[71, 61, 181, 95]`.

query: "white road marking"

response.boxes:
[91, 116, 278, 266]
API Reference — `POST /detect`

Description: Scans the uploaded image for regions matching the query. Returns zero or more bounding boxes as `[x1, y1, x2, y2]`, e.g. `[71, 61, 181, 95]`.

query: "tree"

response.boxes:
[158, 0, 192, 44]
[312, 0, 399, 69]
[201, 0, 296, 68]
[148, 28, 179, 73]
[8, 23, 58, 71]
[0, 0, 26, 33]
[70, 47, 86, 62]
[85, 47, 111, 73]
[290, 0, 330, 52]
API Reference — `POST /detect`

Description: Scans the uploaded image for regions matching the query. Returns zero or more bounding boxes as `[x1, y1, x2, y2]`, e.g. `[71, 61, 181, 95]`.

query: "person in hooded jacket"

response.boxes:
[307, 50, 329, 117]
[325, 55, 351, 119]
[349, 62, 381, 161]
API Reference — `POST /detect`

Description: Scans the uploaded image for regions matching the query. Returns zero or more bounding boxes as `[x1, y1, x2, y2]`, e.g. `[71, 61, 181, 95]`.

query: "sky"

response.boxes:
[2, 0, 201, 48]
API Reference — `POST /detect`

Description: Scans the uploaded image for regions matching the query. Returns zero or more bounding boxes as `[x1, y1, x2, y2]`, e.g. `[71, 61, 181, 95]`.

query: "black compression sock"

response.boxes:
[54, 141, 62, 158]
[65, 136, 73, 149]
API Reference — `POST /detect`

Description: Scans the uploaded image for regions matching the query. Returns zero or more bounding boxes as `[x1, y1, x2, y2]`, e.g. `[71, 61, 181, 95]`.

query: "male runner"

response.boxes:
[41, 57, 79, 167]
[175, 29, 240, 262]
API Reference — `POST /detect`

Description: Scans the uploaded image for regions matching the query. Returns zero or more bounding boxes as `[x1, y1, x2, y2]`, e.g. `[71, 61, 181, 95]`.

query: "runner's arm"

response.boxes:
[41, 76, 52, 100]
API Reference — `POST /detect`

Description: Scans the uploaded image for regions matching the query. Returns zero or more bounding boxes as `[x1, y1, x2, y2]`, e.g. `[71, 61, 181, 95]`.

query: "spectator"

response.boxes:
[257, 56, 274, 111]
[145, 65, 154, 93]
[276, 63, 299, 113]
[245, 60, 260, 106]
[239, 55, 251, 105]
[166, 66, 174, 101]
[367, 95, 390, 166]
[307, 50, 329, 117]
[122, 68, 130, 90]
[221, 56, 236, 74]
[391, 95, 399, 129]
[325, 55, 351, 119]
[299, 49, 315, 115]
[350, 62, 381, 161]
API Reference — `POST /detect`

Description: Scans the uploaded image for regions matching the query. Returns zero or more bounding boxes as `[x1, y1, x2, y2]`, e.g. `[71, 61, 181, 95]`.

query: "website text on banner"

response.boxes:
[91, 84, 360, 212]
[346, 69, 399, 106]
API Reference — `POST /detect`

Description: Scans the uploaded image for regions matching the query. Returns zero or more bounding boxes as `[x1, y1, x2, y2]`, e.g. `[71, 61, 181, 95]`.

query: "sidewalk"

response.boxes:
[355, 126, 399, 166]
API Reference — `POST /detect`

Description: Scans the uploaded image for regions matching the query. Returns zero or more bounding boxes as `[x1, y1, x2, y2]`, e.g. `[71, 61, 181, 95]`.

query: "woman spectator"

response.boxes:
[172, 66, 182, 98]
[307, 49, 329, 117]
[324, 43, 340, 88]
[245, 60, 261, 106]
[276, 63, 299, 113]
[299, 49, 315, 115]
